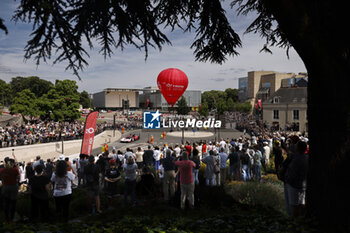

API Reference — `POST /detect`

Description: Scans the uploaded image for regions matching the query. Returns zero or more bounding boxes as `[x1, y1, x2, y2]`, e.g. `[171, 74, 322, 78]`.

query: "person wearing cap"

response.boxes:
[104, 159, 121, 208]
[263, 141, 271, 168]
[174, 151, 196, 209]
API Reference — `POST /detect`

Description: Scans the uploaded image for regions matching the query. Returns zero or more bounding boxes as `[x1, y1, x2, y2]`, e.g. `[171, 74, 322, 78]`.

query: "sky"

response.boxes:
[0, 0, 306, 93]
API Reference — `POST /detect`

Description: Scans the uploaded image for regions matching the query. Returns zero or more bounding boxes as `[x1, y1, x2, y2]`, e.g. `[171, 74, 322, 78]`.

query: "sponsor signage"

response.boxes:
[143, 111, 221, 129]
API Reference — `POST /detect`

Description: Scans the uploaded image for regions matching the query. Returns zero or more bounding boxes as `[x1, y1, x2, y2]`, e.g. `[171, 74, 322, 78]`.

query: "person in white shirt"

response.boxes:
[153, 146, 161, 170]
[174, 144, 181, 157]
[196, 143, 202, 159]
[51, 160, 75, 222]
[219, 138, 226, 149]
[263, 142, 271, 165]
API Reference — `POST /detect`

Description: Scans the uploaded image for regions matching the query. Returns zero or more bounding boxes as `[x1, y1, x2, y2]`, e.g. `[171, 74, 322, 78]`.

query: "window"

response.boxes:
[293, 110, 299, 120]
[274, 97, 279, 103]
[273, 110, 279, 119]
[263, 82, 271, 88]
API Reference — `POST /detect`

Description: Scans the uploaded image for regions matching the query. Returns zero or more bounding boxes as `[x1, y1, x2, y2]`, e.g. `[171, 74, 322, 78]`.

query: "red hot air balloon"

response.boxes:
[157, 68, 189, 107]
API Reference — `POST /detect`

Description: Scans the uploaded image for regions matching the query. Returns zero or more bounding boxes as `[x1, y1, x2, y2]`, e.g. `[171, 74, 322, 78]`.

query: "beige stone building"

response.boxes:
[92, 88, 140, 109]
[247, 71, 298, 106]
[262, 87, 308, 132]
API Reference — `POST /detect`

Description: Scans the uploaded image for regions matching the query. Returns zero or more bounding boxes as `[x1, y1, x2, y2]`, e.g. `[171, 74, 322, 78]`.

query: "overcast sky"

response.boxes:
[0, 0, 306, 93]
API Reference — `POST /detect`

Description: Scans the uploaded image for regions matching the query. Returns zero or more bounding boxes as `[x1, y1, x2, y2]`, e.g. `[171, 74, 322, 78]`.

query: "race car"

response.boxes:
[120, 134, 140, 143]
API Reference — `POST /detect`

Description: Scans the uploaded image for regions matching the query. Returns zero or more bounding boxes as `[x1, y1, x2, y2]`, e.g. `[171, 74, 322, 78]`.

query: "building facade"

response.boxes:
[262, 87, 308, 132]
[238, 77, 248, 102]
[92, 88, 140, 109]
[139, 88, 201, 109]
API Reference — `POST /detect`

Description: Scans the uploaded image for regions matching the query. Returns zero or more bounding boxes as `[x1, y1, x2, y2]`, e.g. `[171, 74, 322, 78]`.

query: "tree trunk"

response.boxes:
[305, 56, 350, 229]
[263, 1, 350, 229]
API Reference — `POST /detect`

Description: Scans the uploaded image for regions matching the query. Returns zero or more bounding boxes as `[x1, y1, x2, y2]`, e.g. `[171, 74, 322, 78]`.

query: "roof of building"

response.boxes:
[265, 87, 307, 104]
[295, 78, 308, 87]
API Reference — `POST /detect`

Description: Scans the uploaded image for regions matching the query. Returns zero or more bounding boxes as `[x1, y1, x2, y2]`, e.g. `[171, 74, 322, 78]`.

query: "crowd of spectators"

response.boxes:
[0, 128, 309, 223]
[0, 121, 107, 148]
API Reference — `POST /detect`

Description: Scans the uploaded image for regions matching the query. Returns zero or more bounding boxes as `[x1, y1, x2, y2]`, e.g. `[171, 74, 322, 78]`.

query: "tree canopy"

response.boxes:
[4, 77, 88, 122]
[10, 76, 53, 98]
[176, 96, 190, 115]
[9, 89, 40, 117]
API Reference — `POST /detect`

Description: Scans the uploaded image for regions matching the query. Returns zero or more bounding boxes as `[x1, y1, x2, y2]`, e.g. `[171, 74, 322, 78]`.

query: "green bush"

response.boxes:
[225, 181, 286, 214]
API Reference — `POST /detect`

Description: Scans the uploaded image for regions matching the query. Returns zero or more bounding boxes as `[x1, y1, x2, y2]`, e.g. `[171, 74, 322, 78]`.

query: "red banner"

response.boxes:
[81, 111, 98, 155]
[257, 99, 262, 109]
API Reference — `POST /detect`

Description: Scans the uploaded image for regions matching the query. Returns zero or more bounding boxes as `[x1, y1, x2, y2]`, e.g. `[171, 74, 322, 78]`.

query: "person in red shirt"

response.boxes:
[184, 141, 192, 156]
[202, 140, 208, 156]
[174, 152, 196, 209]
[0, 153, 19, 223]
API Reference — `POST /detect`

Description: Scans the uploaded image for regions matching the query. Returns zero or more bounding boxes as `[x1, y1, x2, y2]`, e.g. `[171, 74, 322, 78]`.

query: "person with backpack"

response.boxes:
[84, 155, 101, 214]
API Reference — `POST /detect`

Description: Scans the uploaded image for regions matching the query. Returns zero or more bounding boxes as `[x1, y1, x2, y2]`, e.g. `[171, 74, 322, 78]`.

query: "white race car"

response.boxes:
[120, 134, 140, 143]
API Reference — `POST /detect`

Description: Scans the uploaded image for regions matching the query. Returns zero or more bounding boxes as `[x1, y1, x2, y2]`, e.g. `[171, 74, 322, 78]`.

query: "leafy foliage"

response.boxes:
[199, 101, 209, 117]
[226, 180, 286, 214]
[79, 90, 91, 108]
[38, 80, 81, 121]
[176, 96, 190, 115]
[9, 89, 40, 117]
[216, 98, 227, 115]
[0, 184, 321, 233]
[0, 79, 12, 106]
[10, 76, 53, 98]
[0, 17, 7, 34]
[235, 101, 252, 113]
[227, 97, 235, 111]
[11, 0, 241, 78]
